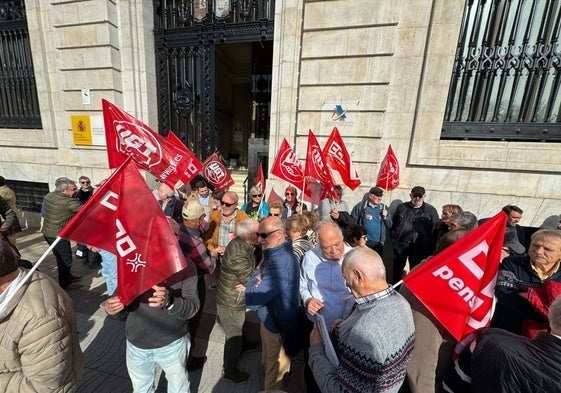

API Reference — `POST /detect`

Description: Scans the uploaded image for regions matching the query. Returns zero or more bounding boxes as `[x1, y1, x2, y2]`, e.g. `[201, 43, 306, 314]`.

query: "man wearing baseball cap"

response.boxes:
[351, 187, 392, 256]
[390, 186, 439, 284]
[179, 200, 216, 371]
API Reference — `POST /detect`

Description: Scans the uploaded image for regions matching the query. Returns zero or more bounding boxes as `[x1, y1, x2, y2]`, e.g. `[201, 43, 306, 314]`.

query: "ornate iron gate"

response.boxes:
[442, 0, 561, 142]
[0, 0, 41, 129]
[153, 0, 275, 159]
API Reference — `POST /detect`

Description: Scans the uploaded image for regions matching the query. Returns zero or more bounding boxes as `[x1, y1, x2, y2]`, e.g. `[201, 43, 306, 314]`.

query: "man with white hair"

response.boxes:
[308, 247, 415, 393]
[470, 296, 561, 392]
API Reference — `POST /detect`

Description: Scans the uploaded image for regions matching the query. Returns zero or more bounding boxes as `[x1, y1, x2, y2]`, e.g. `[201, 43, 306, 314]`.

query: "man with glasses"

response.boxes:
[282, 186, 307, 219]
[42, 177, 83, 289]
[316, 185, 349, 221]
[390, 186, 439, 284]
[238, 216, 301, 391]
[74, 175, 101, 268]
[204, 191, 248, 292]
[204, 191, 249, 259]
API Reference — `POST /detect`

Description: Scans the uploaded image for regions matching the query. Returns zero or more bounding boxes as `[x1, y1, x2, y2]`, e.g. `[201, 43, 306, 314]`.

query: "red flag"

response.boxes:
[376, 145, 400, 190]
[266, 188, 284, 204]
[254, 161, 265, 192]
[165, 131, 204, 185]
[304, 130, 336, 204]
[103, 99, 199, 189]
[201, 153, 235, 190]
[59, 157, 189, 305]
[322, 127, 361, 190]
[403, 212, 507, 353]
[270, 138, 305, 191]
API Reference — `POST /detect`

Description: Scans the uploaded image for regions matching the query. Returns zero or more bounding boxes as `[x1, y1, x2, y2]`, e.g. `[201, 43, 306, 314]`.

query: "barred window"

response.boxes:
[0, 0, 42, 129]
[442, 0, 561, 142]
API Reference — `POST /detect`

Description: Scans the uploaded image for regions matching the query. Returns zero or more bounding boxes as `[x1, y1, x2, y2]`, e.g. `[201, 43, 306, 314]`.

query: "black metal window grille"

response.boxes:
[442, 0, 561, 142]
[0, 0, 42, 129]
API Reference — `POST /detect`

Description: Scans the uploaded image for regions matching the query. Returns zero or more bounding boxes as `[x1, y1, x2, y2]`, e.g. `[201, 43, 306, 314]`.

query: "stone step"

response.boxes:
[227, 169, 249, 201]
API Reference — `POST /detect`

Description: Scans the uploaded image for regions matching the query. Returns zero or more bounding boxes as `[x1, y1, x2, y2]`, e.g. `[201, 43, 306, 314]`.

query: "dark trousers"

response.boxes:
[188, 275, 207, 357]
[44, 236, 72, 288]
[392, 242, 429, 284]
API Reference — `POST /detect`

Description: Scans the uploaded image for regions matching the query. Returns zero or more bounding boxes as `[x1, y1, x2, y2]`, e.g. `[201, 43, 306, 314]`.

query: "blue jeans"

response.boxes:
[126, 335, 191, 393]
[99, 249, 117, 295]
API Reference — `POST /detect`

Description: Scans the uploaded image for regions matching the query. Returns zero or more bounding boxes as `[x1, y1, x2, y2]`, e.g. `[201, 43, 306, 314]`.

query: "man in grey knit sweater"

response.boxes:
[308, 247, 415, 392]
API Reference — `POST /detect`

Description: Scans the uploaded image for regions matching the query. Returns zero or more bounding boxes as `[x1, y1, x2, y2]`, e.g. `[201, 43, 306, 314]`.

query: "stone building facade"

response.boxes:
[0, 0, 559, 227]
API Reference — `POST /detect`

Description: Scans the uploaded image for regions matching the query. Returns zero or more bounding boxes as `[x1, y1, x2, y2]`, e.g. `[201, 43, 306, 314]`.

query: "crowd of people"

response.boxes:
[0, 174, 560, 393]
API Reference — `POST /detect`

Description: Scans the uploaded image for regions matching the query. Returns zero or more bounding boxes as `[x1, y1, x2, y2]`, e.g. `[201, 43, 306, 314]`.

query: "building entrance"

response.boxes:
[153, 0, 275, 165]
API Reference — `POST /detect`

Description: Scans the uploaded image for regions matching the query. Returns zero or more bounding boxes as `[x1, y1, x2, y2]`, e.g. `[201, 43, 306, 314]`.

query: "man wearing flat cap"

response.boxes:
[390, 186, 439, 284]
[351, 187, 392, 256]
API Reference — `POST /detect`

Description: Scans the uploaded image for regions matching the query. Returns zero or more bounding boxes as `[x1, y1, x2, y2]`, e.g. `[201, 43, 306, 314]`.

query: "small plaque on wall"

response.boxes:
[71, 115, 106, 146]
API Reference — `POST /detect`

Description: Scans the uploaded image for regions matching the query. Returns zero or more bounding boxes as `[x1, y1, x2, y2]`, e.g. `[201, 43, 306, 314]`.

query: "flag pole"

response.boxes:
[299, 177, 306, 214]
[392, 280, 403, 289]
[257, 182, 267, 219]
[2, 236, 62, 306]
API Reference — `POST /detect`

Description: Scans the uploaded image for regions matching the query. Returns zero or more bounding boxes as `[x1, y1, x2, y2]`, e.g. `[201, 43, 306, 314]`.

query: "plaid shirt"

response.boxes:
[178, 225, 216, 277]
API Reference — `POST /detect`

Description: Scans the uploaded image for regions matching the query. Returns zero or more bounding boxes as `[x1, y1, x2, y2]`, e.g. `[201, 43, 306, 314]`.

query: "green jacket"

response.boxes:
[216, 236, 257, 310]
[41, 191, 82, 238]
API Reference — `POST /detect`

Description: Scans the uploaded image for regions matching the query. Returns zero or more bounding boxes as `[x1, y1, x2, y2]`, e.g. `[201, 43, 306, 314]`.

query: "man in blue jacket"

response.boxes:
[239, 216, 300, 391]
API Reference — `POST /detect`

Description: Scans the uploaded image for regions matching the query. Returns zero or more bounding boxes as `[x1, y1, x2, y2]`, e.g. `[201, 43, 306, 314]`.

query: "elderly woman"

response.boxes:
[241, 186, 268, 221]
[285, 214, 313, 263]
[491, 229, 561, 336]
[268, 200, 283, 217]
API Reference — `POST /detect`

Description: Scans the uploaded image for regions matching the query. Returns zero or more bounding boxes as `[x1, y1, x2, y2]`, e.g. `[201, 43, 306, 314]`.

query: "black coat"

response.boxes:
[471, 329, 561, 393]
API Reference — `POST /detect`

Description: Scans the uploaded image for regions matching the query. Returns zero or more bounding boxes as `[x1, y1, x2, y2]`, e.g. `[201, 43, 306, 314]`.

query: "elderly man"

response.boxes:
[471, 296, 561, 392]
[204, 191, 248, 258]
[178, 200, 216, 371]
[0, 236, 83, 391]
[317, 184, 350, 222]
[390, 185, 439, 283]
[351, 186, 392, 255]
[240, 216, 300, 391]
[281, 186, 307, 219]
[42, 177, 83, 289]
[217, 219, 259, 383]
[308, 247, 415, 393]
[156, 182, 184, 225]
[300, 221, 354, 392]
[491, 228, 561, 335]
[300, 221, 353, 326]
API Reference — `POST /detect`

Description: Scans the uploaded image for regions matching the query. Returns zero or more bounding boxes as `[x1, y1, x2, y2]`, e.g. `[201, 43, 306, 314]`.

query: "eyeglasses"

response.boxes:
[256, 229, 281, 239]
[285, 192, 295, 196]
[412, 194, 424, 199]
[220, 200, 236, 207]
[80, 181, 90, 184]
[252, 194, 262, 198]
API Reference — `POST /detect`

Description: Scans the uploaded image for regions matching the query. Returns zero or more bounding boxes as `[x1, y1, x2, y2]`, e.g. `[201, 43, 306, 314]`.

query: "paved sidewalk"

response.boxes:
[17, 229, 306, 393]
